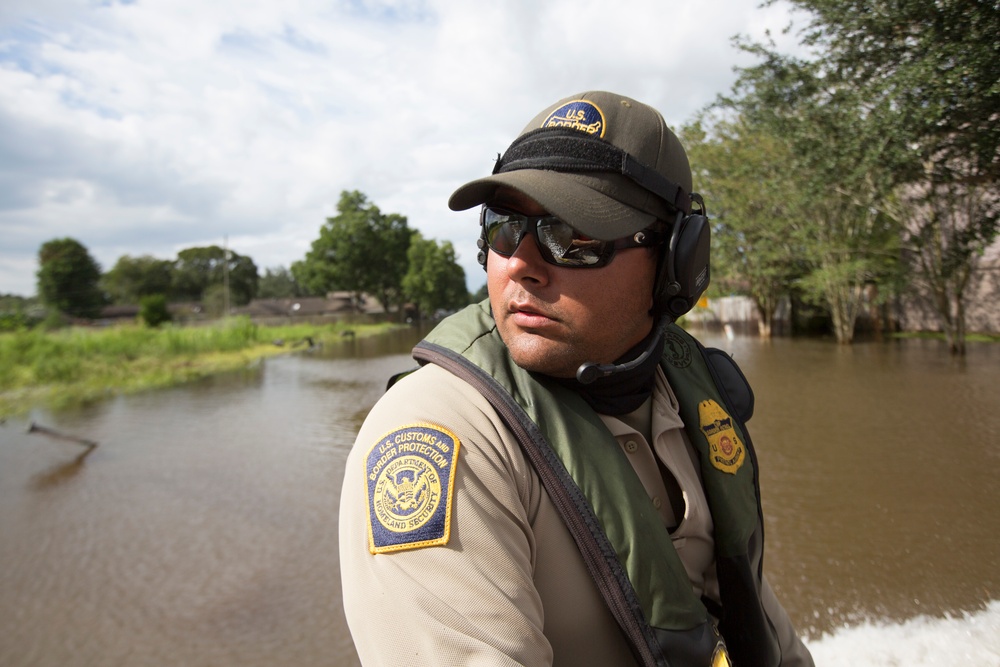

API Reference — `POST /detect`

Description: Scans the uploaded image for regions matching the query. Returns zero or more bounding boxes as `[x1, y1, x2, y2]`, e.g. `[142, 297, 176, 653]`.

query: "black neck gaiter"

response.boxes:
[550, 327, 665, 416]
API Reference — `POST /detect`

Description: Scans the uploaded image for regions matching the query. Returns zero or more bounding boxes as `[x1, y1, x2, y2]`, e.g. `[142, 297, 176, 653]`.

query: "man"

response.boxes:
[340, 91, 814, 666]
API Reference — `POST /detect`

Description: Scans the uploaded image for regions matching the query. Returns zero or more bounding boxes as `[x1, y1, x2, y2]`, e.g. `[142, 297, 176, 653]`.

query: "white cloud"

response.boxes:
[0, 0, 804, 297]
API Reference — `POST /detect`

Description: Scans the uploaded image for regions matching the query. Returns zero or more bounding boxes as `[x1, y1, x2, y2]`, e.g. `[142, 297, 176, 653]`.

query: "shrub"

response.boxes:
[139, 295, 172, 328]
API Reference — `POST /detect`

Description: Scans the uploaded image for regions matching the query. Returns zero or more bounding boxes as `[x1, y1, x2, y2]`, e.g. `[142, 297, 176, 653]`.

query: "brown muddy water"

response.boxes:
[1, 327, 998, 666]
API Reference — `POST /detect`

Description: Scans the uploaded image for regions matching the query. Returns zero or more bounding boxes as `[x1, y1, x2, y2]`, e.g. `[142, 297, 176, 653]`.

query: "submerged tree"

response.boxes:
[897, 175, 999, 353]
[683, 118, 806, 337]
[738, 0, 1000, 351]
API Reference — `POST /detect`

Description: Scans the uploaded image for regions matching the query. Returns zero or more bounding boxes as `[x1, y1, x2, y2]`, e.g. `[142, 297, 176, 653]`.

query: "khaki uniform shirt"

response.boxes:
[340, 363, 813, 666]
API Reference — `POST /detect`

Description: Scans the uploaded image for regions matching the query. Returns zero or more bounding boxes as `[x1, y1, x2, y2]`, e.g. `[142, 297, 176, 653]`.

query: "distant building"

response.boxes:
[233, 292, 387, 325]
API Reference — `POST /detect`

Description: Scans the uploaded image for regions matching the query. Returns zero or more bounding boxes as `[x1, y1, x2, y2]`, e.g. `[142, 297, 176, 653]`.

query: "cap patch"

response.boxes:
[698, 400, 746, 474]
[542, 100, 606, 137]
[365, 423, 461, 554]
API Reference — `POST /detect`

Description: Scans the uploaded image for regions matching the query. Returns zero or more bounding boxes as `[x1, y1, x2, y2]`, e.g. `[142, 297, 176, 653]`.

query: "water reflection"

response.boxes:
[30, 446, 97, 491]
[1, 327, 997, 665]
[697, 333, 1000, 637]
[0, 326, 429, 667]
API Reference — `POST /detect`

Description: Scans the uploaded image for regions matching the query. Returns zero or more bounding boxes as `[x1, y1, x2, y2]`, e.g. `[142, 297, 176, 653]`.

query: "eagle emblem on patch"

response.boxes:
[365, 423, 460, 554]
[698, 399, 746, 474]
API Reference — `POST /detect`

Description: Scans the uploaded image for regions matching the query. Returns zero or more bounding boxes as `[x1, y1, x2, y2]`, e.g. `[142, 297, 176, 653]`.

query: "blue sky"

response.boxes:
[0, 0, 803, 297]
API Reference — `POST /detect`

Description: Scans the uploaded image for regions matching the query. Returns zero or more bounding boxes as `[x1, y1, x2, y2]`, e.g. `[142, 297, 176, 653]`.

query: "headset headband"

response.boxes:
[493, 127, 692, 215]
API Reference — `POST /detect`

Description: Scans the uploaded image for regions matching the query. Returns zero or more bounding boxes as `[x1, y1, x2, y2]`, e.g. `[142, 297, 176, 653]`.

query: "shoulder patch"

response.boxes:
[365, 423, 461, 554]
[663, 328, 693, 368]
[698, 399, 746, 474]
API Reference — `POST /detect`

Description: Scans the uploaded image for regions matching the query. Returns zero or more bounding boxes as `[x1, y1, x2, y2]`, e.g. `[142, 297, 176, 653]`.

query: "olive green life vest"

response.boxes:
[412, 302, 779, 667]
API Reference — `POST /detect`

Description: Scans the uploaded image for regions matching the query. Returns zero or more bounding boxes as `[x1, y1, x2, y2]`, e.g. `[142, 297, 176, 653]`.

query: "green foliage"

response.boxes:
[201, 284, 229, 318]
[257, 266, 302, 299]
[402, 234, 468, 318]
[0, 294, 42, 332]
[172, 245, 259, 306]
[0, 319, 397, 417]
[683, 118, 808, 335]
[724, 16, 911, 342]
[139, 294, 171, 328]
[41, 310, 69, 331]
[36, 237, 105, 318]
[736, 0, 1000, 351]
[787, 0, 1000, 180]
[102, 255, 174, 304]
[292, 191, 412, 314]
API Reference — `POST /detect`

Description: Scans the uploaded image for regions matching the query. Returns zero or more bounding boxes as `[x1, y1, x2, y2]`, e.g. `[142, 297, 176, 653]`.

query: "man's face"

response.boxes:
[486, 188, 658, 379]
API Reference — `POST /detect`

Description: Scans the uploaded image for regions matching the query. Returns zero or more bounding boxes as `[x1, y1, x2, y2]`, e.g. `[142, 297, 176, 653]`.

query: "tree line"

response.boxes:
[6, 2, 997, 351]
[3, 189, 471, 329]
[685, 0, 998, 354]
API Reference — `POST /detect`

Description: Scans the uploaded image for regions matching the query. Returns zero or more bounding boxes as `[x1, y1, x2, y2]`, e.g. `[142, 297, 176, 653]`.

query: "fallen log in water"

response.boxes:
[27, 422, 99, 449]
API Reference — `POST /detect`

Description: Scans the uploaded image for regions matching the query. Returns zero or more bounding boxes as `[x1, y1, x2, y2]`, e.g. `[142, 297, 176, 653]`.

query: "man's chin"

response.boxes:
[499, 329, 579, 377]
[508, 348, 580, 379]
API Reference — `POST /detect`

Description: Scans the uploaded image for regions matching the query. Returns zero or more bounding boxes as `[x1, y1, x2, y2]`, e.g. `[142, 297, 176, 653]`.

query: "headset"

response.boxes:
[652, 192, 711, 321]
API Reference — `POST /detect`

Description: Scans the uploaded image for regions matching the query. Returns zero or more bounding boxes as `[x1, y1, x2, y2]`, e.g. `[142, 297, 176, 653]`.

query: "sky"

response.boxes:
[0, 0, 806, 298]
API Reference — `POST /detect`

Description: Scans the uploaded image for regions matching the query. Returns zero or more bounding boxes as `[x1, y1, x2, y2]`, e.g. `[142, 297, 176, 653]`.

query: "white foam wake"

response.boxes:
[804, 601, 1000, 666]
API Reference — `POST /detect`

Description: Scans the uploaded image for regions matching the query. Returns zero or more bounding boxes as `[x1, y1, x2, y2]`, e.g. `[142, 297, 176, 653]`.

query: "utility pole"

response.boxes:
[223, 235, 230, 319]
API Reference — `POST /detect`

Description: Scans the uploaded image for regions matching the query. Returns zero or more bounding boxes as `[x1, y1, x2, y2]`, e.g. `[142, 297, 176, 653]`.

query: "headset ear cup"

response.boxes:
[476, 236, 488, 270]
[660, 214, 711, 320]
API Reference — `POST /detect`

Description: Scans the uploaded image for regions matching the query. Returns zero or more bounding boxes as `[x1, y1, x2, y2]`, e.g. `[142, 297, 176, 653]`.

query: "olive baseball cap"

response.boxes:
[448, 90, 693, 241]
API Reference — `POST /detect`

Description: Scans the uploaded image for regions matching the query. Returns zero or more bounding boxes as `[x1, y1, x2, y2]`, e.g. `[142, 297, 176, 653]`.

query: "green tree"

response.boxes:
[292, 191, 412, 315]
[727, 36, 905, 343]
[101, 254, 174, 304]
[36, 237, 105, 319]
[257, 266, 302, 299]
[739, 0, 1000, 351]
[172, 246, 259, 307]
[683, 117, 807, 336]
[402, 234, 468, 319]
[138, 294, 171, 327]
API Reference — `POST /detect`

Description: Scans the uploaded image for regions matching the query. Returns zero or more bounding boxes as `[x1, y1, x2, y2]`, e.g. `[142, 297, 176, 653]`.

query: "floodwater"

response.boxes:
[1, 326, 998, 666]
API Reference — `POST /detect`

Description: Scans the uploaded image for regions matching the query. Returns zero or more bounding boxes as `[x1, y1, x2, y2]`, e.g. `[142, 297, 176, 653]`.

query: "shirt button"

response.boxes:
[624, 440, 638, 453]
[652, 496, 663, 509]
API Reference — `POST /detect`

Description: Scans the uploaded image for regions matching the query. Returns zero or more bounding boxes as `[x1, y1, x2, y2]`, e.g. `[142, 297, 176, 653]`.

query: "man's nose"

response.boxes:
[503, 233, 551, 285]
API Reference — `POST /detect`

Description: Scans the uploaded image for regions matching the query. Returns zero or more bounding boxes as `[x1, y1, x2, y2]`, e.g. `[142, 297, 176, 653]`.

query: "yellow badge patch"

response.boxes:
[712, 643, 732, 667]
[365, 423, 460, 554]
[698, 399, 746, 475]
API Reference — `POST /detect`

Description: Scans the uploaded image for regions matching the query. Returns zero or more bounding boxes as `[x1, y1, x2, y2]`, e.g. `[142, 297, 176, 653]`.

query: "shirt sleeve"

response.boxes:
[339, 364, 553, 666]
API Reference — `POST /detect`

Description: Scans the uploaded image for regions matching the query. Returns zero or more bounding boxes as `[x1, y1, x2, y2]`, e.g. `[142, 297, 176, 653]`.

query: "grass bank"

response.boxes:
[0, 317, 397, 418]
[891, 331, 1000, 343]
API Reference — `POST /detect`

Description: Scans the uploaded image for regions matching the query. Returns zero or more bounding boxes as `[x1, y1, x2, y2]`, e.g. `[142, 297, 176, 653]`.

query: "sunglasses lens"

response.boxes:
[484, 210, 523, 255]
[482, 207, 614, 268]
[537, 219, 608, 267]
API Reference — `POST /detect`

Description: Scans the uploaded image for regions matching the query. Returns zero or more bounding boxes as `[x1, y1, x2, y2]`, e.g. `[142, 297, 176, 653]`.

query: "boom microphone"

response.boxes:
[575, 315, 670, 385]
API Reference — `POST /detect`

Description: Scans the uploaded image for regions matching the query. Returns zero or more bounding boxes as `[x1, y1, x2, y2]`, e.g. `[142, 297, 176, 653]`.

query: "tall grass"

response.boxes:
[0, 317, 393, 417]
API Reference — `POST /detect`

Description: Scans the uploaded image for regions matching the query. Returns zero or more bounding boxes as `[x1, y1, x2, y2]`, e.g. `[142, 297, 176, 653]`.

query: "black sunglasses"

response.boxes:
[481, 206, 664, 268]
